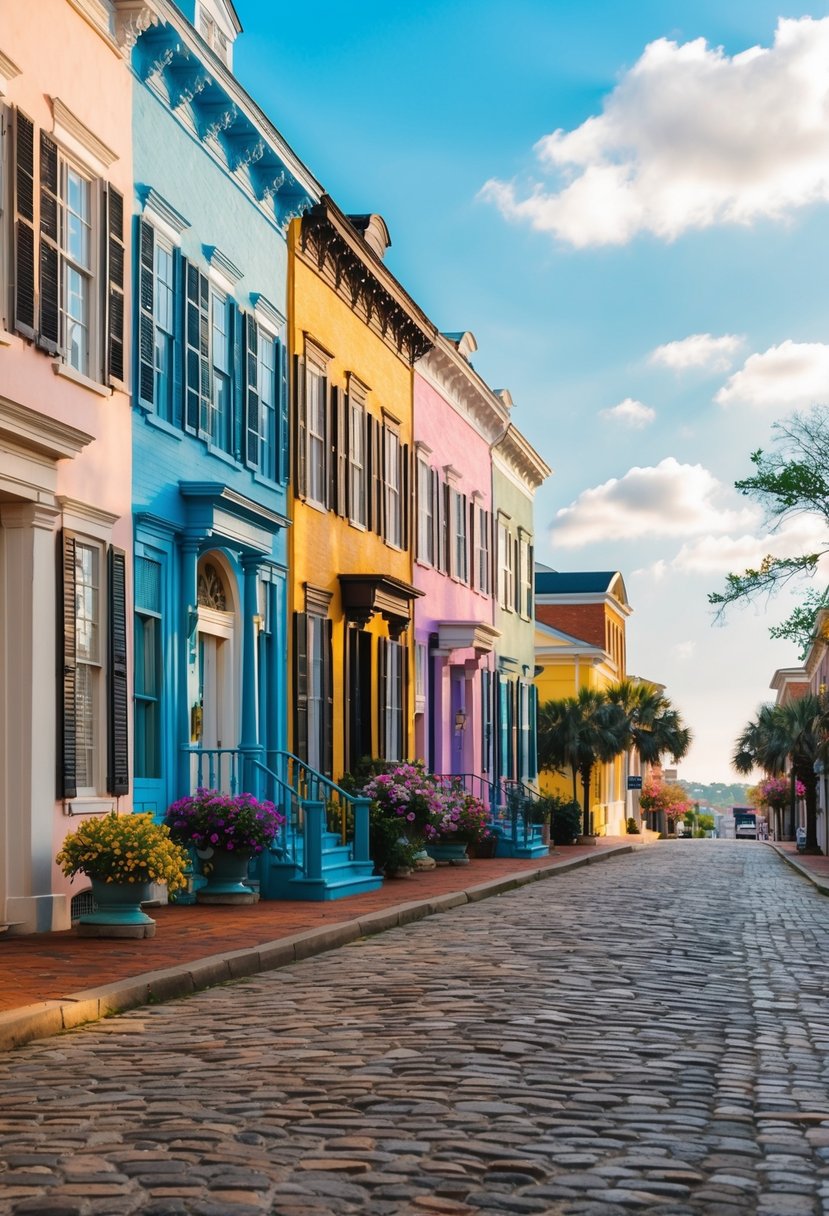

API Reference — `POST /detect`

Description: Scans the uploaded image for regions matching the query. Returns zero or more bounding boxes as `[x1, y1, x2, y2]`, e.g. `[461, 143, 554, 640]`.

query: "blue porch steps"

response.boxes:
[259, 830, 383, 902]
[491, 819, 549, 860]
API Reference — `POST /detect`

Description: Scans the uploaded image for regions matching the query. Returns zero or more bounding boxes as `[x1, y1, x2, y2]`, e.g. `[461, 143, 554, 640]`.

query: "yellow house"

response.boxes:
[288, 200, 434, 780]
[534, 568, 633, 834]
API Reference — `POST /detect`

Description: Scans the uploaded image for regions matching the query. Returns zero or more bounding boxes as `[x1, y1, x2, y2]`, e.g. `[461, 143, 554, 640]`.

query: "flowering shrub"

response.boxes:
[756, 775, 806, 807]
[360, 762, 442, 833]
[427, 786, 491, 845]
[56, 813, 189, 891]
[640, 774, 693, 828]
[164, 789, 284, 854]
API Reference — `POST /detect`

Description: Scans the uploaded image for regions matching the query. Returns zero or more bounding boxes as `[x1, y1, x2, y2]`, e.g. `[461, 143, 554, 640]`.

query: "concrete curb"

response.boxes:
[0, 843, 633, 1052]
[767, 842, 829, 897]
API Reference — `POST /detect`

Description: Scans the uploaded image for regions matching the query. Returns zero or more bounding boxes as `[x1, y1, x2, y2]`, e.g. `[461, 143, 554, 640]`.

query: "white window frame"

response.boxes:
[384, 424, 402, 549]
[384, 639, 404, 760]
[518, 531, 532, 619]
[257, 323, 277, 480]
[208, 287, 231, 452]
[307, 613, 325, 772]
[498, 517, 513, 611]
[305, 362, 327, 508]
[416, 456, 434, 565]
[73, 537, 106, 796]
[475, 502, 490, 596]
[152, 233, 175, 421]
[349, 394, 366, 528]
[452, 488, 468, 584]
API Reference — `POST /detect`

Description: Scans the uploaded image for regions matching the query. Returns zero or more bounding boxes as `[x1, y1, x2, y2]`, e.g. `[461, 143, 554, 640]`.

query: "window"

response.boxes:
[307, 614, 325, 772]
[414, 642, 427, 715]
[384, 426, 401, 548]
[475, 504, 490, 595]
[208, 290, 231, 451]
[134, 557, 162, 780]
[153, 239, 175, 421]
[74, 541, 102, 791]
[416, 458, 434, 565]
[306, 365, 327, 507]
[349, 397, 366, 527]
[294, 607, 333, 777]
[451, 489, 468, 583]
[11, 112, 124, 384]
[518, 532, 533, 619]
[498, 518, 513, 610]
[382, 638, 405, 761]
[257, 326, 277, 479]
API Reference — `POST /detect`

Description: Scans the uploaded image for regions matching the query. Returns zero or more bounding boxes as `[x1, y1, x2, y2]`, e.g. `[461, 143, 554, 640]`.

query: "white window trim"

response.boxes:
[51, 97, 117, 178]
[72, 536, 106, 798]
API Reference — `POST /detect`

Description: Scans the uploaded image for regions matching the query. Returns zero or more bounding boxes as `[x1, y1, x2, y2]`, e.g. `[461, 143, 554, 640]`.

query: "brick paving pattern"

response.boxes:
[1, 840, 828, 1215]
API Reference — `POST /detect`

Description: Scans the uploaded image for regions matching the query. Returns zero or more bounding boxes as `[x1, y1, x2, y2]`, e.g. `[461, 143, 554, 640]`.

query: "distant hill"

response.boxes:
[679, 781, 752, 811]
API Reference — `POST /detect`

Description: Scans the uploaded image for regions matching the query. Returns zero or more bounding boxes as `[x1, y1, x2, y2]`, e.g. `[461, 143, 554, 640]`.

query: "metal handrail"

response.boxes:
[433, 772, 499, 810]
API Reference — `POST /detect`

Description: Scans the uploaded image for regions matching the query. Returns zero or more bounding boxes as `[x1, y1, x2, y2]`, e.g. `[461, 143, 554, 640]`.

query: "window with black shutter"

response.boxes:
[59, 532, 78, 799]
[13, 108, 36, 338]
[136, 218, 155, 408]
[105, 185, 125, 385]
[107, 547, 129, 795]
[184, 258, 210, 434]
[244, 315, 260, 469]
[293, 611, 309, 762]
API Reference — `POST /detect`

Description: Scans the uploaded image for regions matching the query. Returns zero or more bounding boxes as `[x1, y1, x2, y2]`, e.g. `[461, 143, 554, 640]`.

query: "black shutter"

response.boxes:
[106, 185, 125, 384]
[400, 642, 409, 761]
[293, 353, 306, 497]
[328, 385, 339, 513]
[323, 618, 333, 777]
[244, 313, 260, 468]
[13, 109, 36, 338]
[59, 532, 77, 800]
[401, 442, 410, 551]
[38, 130, 60, 354]
[375, 418, 384, 538]
[107, 547, 129, 795]
[377, 637, 387, 758]
[293, 611, 308, 762]
[137, 218, 155, 408]
[365, 412, 374, 531]
[278, 338, 289, 484]
[172, 249, 184, 427]
[340, 392, 351, 520]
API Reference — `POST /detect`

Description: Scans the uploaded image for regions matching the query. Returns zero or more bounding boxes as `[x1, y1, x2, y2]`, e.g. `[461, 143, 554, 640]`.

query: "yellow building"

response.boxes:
[288, 200, 434, 780]
[534, 569, 633, 834]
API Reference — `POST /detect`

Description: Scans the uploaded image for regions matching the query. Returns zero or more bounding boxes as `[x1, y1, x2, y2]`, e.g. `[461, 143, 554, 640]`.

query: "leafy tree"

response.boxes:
[537, 687, 628, 836]
[732, 696, 822, 852]
[640, 773, 693, 832]
[709, 406, 829, 657]
[606, 678, 692, 770]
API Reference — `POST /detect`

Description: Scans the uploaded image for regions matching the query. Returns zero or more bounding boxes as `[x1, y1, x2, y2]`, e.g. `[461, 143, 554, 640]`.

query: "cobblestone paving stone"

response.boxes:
[0, 841, 828, 1216]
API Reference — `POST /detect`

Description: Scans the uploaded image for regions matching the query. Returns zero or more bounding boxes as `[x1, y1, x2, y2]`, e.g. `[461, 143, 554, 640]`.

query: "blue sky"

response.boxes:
[235, 1, 829, 780]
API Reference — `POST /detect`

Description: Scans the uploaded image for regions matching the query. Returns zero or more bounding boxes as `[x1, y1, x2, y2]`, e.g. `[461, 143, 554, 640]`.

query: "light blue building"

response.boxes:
[126, 1, 377, 898]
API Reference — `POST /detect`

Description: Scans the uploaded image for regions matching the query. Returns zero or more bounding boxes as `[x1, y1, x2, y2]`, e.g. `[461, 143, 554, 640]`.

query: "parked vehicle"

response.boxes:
[733, 808, 757, 840]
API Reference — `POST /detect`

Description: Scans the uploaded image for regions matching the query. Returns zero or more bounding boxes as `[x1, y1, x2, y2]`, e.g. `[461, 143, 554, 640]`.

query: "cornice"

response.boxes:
[300, 198, 435, 366]
[0, 49, 22, 95]
[0, 397, 94, 460]
[536, 590, 633, 619]
[415, 337, 511, 445]
[493, 423, 551, 491]
[52, 97, 118, 173]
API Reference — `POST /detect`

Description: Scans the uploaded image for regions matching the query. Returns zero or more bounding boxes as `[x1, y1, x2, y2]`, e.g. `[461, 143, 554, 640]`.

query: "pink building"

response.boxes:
[0, 0, 133, 933]
[413, 332, 509, 784]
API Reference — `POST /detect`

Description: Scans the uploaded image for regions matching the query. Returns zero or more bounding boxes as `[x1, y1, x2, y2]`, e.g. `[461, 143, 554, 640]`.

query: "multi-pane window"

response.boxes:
[417, 458, 434, 564]
[257, 327, 277, 480]
[452, 489, 468, 583]
[497, 519, 513, 610]
[476, 505, 490, 595]
[518, 533, 533, 619]
[134, 557, 162, 780]
[61, 163, 93, 375]
[74, 542, 101, 792]
[384, 426, 401, 548]
[209, 291, 231, 452]
[383, 639, 404, 761]
[349, 399, 366, 526]
[153, 240, 175, 421]
[306, 366, 327, 507]
[307, 614, 325, 772]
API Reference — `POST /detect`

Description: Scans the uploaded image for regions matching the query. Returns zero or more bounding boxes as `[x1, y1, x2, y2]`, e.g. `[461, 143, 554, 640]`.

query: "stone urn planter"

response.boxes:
[79, 878, 157, 939]
[196, 848, 257, 905]
[425, 842, 470, 866]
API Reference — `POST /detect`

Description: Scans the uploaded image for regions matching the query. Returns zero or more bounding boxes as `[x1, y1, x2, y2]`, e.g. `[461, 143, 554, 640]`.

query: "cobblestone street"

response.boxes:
[1, 841, 828, 1216]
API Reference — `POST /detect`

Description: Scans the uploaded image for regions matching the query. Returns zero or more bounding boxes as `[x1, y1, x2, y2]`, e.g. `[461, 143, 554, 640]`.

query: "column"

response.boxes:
[240, 557, 262, 794]
[177, 537, 200, 796]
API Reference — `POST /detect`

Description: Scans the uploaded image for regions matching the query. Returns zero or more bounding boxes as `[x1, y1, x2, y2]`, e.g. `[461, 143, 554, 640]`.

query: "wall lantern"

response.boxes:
[454, 708, 467, 734]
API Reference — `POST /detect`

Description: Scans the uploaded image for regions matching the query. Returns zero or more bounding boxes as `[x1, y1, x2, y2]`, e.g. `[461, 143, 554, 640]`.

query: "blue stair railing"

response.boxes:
[499, 778, 542, 851]
[182, 746, 371, 887]
[433, 772, 499, 812]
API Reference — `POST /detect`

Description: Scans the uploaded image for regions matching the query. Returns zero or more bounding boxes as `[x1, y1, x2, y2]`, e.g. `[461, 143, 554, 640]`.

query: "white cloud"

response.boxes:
[649, 333, 743, 373]
[550, 457, 758, 548]
[481, 17, 829, 247]
[636, 515, 829, 576]
[600, 397, 656, 427]
[715, 340, 829, 409]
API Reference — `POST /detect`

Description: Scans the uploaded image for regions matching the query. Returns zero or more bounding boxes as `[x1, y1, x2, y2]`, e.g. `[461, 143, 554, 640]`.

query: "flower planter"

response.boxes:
[196, 848, 257, 904]
[425, 842, 470, 866]
[78, 878, 156, 939]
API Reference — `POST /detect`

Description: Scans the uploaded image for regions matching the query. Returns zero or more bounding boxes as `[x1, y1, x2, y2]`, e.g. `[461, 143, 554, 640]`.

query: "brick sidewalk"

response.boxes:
[0, 840, 632, 1019]
[768, 840, 829, 895]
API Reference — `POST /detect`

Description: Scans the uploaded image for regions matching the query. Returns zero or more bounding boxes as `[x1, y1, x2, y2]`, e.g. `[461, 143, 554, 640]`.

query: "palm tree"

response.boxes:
[733, 697, 822, 851]
[607, 679, 692, 830]
[538, 687, 627, 836]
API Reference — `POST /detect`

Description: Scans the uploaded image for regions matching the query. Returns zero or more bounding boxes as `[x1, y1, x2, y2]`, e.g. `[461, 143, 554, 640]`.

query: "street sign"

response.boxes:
[627, 775, 643, 790]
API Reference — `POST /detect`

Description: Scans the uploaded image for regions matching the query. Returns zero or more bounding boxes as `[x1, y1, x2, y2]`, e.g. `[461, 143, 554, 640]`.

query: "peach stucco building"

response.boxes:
[0, 0, 133, 932]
